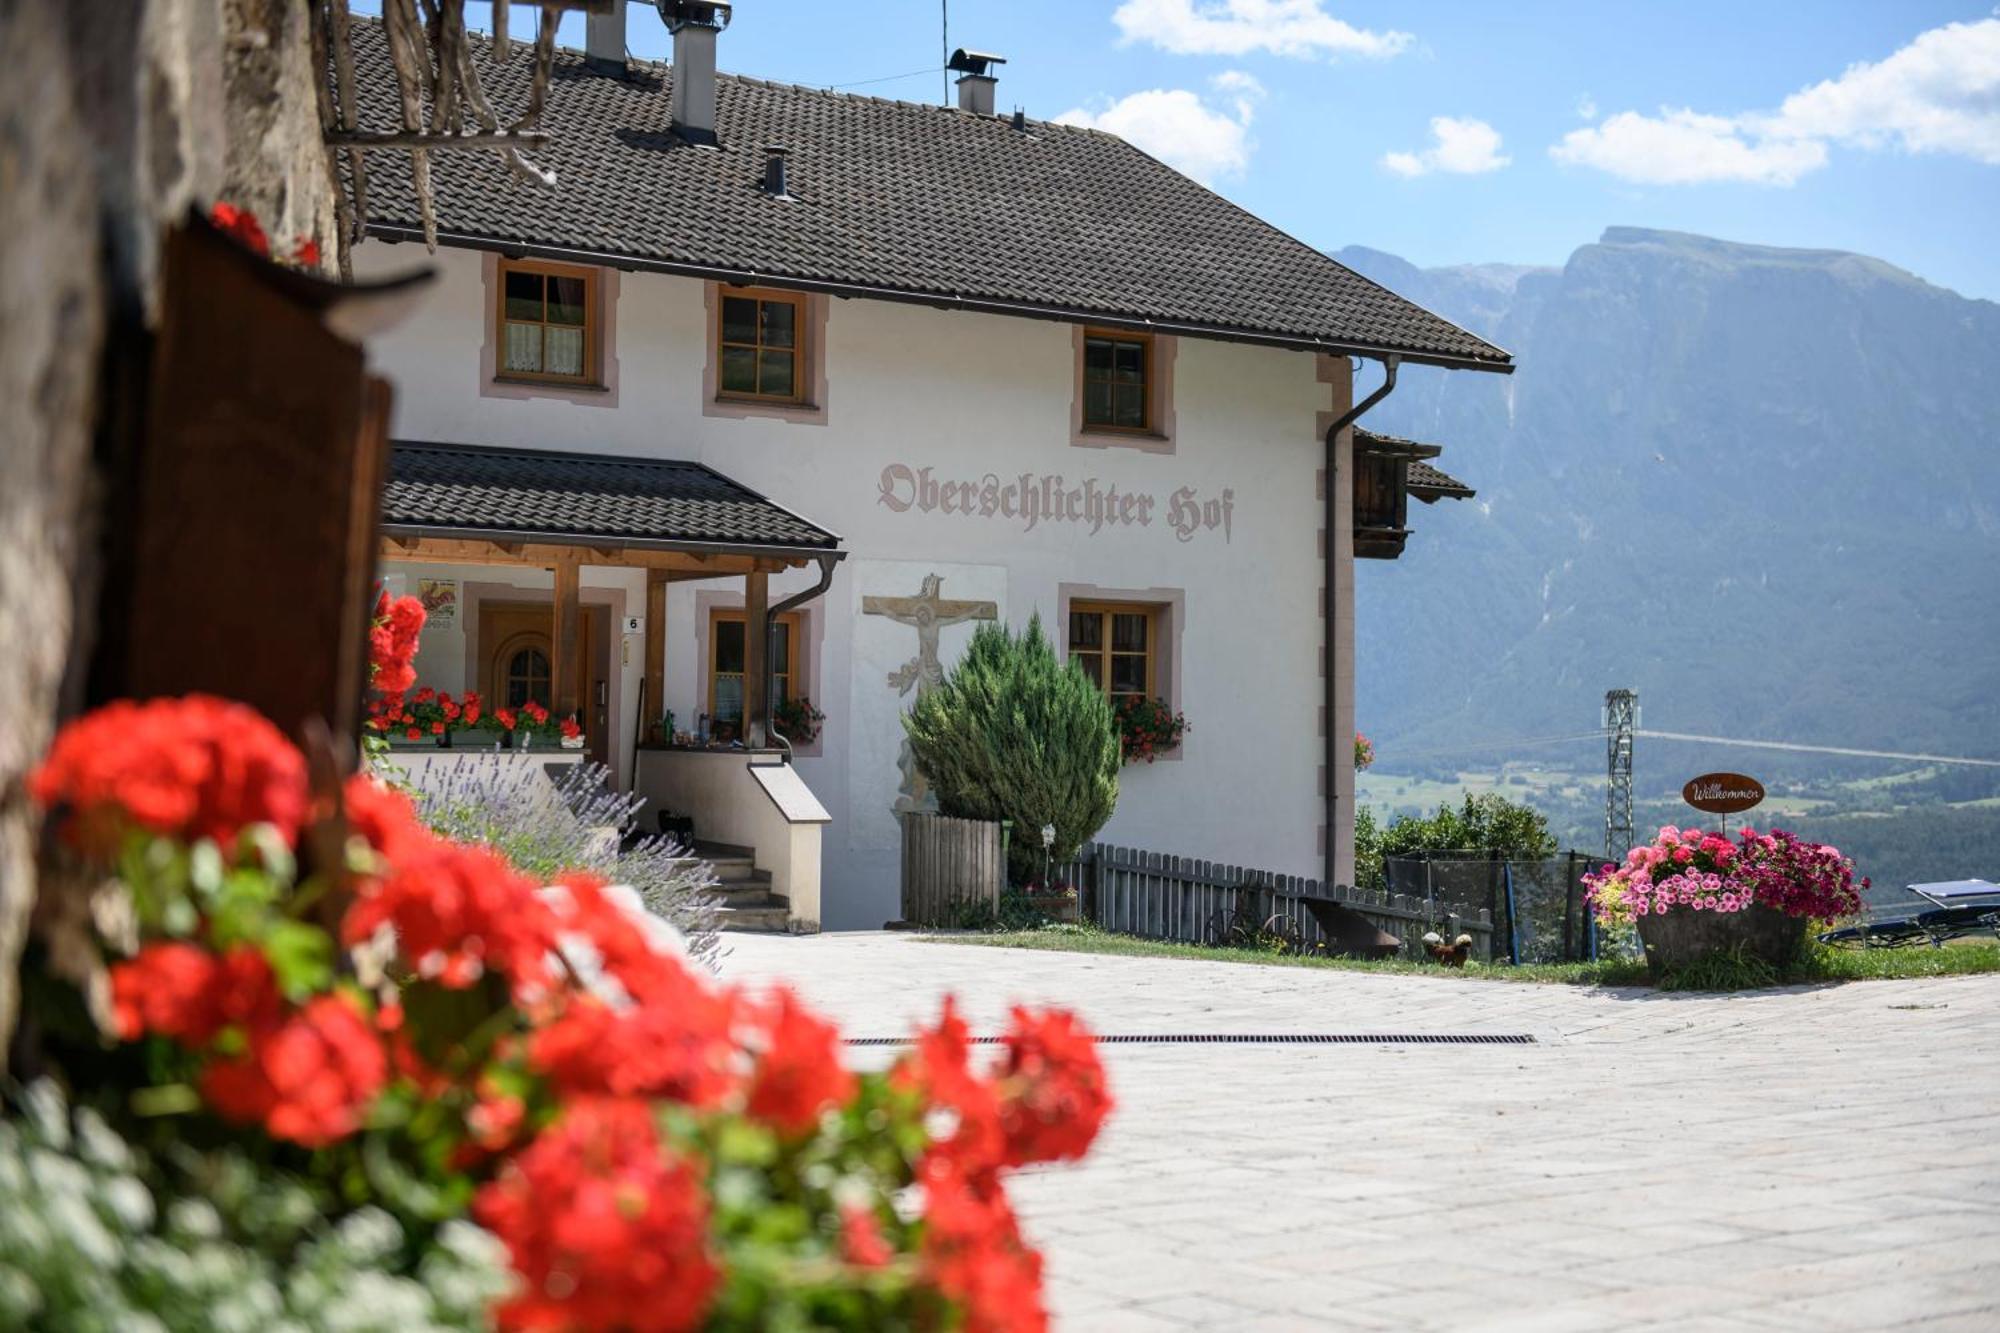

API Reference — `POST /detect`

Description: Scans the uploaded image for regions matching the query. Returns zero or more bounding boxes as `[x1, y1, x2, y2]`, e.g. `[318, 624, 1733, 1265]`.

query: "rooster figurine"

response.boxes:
[1421, 931, 1475, 968]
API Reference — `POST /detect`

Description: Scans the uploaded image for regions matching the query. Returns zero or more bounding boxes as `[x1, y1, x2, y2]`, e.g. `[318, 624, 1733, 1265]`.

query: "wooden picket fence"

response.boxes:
[900, 812, 1005, 927]
[1055, 842, 1495, 961]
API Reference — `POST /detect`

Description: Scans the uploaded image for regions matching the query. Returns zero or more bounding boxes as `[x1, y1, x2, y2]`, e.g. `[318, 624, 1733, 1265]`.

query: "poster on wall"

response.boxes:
[417, 578, 459, 631]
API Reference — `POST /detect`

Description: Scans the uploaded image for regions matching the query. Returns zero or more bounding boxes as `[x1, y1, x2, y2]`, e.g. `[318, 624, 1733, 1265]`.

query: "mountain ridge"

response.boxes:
[1339, 226, 2000, 775]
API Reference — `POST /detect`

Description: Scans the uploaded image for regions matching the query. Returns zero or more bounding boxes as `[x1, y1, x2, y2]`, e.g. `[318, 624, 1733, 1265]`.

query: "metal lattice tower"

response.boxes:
[1603, 689, 1639, 860]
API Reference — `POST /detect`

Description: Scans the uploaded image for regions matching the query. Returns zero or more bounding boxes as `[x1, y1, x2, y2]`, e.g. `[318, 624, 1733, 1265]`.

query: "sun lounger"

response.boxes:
[1820, 879, 2000, 949]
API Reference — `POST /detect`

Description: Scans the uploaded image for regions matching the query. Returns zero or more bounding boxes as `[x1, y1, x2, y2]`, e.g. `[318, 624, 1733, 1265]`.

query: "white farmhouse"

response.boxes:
[351, 3, 1510, 932]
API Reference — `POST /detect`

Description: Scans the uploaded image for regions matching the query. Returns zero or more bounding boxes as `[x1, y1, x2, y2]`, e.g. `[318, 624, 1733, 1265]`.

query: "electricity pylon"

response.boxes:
[1603, 689, 1638, 861]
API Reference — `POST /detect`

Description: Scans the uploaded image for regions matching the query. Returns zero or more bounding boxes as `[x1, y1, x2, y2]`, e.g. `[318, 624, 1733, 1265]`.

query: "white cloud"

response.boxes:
[1056, 81, 1258, 184]
[1575, 94, 1598, 121]
[1381, 116, 1511, 177]
[1551, 17, 2000, 185]
[1551, 109, 1827, 186]
[1110, 0, 1411, 60]
[1765, 17, 2000, 162]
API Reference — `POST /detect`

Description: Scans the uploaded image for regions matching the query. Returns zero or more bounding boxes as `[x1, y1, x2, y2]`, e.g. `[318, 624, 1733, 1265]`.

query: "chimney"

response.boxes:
[761, 145, 790, 199]
[585, 0, 627, 75]
[946, 48, 1005, 117]
[658, 0, 733, 146]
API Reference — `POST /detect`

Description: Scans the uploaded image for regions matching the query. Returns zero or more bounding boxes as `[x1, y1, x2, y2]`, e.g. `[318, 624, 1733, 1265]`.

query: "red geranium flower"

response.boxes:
[30, 695, 309, 856]
[475, 1097, 720, 1333]
[108, 942, 280, 1044]
[341, 773, 431, 865]
[894, 997, 1006, 1179]
[199, 992, 388, 1148]
[840, 1202, 893, 1269]
[744, 986, 855, 1136]
[209, 202, 270, 257]
[994, 1006, 1112, 1167]
[530, 988, 740, 1108]
[342, 837, 563, 995]
[919, 1157, 1048, 1333]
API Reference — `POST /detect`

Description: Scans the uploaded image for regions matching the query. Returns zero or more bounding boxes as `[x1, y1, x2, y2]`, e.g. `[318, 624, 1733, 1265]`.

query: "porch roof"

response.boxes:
[1354, 427, 1475, 503]
[381, 440, 842, 566]
[1407, 459, 1475, 503]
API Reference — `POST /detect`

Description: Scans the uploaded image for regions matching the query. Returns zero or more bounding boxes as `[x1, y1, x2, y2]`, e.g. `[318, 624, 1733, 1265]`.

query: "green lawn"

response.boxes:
[935, 925, 2000, 991]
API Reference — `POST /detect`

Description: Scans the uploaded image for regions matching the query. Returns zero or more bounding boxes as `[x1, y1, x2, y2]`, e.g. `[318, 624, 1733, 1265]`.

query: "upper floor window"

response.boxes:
[498, 258, 598, 385]
[1081, 331, 1153, 432]
[718, 291, 807, 403]
[1068, 601, 1158, 704]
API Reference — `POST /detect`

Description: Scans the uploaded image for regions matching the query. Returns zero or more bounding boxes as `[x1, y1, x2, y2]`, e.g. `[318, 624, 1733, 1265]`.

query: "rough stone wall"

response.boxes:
[0, 0, 335, 1063]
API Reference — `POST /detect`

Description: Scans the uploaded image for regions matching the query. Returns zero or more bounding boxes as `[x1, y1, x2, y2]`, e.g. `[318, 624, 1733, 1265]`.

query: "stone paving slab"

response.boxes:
[718, 933, 2000, 1330]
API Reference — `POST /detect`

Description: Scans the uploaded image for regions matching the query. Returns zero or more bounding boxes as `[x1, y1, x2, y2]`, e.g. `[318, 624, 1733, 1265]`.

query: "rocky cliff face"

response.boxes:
[1340, 228, 2000, 761]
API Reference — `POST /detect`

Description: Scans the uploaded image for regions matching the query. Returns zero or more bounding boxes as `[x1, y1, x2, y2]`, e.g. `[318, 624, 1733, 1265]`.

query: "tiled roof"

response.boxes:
[1355, 428, 1474, 500]
[383, 441, 841, 553]
[1407, 459, 1475, 501]
[348, 21, 1510, 372]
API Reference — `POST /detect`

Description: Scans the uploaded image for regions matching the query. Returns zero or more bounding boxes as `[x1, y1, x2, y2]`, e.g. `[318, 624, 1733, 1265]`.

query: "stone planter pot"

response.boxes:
[1028, 896, 1080, 925]
[1636, 904, 1807, 974]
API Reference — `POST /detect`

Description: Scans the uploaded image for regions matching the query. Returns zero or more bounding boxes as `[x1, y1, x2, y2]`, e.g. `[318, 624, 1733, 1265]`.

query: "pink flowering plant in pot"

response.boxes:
[1584, 825, 1866, 973]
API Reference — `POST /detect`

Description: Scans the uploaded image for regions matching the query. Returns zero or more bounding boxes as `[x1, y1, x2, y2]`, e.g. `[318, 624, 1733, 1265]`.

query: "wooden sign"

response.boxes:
[97, 214, 427, 751]
[1683, 773, 1765, 815]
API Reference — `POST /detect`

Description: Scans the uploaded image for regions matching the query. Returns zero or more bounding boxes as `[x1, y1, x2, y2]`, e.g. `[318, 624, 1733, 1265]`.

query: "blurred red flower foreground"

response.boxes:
[31, 694, 1111, 1331]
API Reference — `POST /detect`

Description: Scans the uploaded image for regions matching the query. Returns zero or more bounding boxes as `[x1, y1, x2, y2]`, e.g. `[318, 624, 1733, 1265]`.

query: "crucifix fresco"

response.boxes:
[862, 573, 998, 813]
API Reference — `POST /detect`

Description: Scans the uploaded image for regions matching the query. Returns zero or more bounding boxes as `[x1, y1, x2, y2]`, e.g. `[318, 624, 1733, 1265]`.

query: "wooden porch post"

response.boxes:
[744, 569, 768, 746]
[551, 554, 582, 723]
[644, 569, 667, 734]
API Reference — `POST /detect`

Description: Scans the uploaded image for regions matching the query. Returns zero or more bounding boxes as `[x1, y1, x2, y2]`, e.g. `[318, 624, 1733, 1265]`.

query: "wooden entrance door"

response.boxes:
[480, 600, 606, 764]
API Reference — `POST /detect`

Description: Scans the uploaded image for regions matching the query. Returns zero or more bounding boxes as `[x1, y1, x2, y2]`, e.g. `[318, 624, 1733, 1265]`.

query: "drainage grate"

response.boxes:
[844, 1033, 1535, 1048]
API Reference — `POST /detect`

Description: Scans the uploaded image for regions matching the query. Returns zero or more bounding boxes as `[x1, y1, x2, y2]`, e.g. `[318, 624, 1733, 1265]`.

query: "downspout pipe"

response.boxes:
[765, 552, 841, 762]
[1323, 354, 1398, 891]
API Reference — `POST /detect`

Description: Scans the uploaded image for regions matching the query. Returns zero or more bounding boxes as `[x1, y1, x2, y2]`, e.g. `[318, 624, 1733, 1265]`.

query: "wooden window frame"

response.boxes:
[495, 257, 600, 387]
[714, 287, 810, 406]
[1079, 329, 1154, 435]
[707, 608, 804, 725]
[1066, 600, 1160, 703]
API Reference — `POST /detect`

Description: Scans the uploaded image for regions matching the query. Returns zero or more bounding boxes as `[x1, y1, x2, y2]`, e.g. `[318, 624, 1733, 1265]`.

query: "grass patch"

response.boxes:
[936, 925, 2000, 991]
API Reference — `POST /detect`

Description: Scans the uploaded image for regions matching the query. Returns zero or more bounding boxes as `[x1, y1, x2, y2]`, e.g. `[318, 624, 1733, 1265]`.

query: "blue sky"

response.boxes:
[383, 3, 2000, 299]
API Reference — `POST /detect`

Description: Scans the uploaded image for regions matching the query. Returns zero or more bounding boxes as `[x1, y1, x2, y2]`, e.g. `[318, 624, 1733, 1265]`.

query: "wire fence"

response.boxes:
[1382, 851, 1616, 963]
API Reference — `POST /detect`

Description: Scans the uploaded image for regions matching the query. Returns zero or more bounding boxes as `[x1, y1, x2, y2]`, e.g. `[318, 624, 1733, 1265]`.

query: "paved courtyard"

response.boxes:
[719, 933, 2000, 1331]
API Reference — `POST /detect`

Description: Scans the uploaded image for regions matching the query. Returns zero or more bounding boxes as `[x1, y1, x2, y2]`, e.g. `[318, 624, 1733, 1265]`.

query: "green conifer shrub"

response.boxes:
[902, 615, 1120, 881]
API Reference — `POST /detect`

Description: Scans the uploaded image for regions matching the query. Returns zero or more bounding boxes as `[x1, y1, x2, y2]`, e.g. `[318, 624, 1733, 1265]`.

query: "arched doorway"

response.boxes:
[479, 601, 606, 764]
[491, 633, 552, 710]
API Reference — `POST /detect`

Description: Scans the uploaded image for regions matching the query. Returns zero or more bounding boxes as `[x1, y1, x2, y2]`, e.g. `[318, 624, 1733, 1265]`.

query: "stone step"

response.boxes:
[716, 904, 792, 933]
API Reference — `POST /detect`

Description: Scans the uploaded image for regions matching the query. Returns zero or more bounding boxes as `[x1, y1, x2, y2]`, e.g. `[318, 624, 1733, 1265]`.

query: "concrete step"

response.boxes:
[716, 904, 792, 933]
[712, 883, 787, 909]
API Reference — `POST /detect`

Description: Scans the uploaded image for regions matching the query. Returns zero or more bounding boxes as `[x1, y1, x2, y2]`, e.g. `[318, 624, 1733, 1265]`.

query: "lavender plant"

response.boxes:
[403, 757, 721, 965]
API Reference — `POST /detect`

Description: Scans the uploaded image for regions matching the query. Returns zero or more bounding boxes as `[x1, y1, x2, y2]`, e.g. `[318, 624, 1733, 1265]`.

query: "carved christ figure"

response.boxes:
[861, 573, 998, 698]
[862, 574, 999, 814]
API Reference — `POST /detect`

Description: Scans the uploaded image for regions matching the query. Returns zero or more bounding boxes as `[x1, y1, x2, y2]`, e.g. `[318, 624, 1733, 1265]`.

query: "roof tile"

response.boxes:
[349, 21, 1509, 370]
